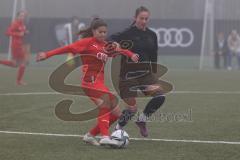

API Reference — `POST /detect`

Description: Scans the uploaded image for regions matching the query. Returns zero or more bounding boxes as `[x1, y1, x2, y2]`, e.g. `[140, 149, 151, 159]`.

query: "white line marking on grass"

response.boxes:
[173, 91, 240, 94]
[0, 91, 240, 96]
[0, 130, 240, 145]
[0, 92, 61, 96]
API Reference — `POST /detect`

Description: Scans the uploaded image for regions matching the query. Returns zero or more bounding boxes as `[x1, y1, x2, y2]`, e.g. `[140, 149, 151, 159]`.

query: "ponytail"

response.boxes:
[78, 27, 93, 38]
[78, 17, 107, 38]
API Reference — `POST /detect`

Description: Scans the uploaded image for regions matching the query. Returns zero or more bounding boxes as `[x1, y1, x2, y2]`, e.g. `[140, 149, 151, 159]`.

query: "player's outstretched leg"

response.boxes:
[115, 98, 137, 130]
[136, 92, 165, 137]
[0, 60, 17, 67]
[83, 113, 120, 146]
[16, 64, 26, 85]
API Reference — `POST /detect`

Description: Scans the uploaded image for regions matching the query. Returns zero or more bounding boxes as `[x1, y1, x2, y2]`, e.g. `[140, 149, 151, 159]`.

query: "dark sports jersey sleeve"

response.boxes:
[109, 27, 131, 43]
[108, 32, 121, 42]
[150, 33, 158, 73]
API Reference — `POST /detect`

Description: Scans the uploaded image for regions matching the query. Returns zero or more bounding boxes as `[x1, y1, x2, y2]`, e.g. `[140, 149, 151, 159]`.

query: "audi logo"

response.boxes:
[150, 27, 194, 48]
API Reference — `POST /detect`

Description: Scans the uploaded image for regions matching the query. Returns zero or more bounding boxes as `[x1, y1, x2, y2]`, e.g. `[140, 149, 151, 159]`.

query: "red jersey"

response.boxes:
[45, 37, 134, 84]
[6, 19, 27, 47]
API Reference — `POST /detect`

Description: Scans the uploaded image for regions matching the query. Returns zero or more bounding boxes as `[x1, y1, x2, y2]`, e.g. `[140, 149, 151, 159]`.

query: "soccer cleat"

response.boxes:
[99, 136, 119, 147]
[83, 133, 100, 146]
[16, 81, 27, 86]
[135, 121, 148, 137]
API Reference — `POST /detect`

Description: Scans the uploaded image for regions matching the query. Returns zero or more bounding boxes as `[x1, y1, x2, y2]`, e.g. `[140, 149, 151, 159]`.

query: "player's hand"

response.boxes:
[131, 54, 139, 63]
[113, 42, 120, 49]
[36, 52, 47, 62]
[104, 41, 118, 53]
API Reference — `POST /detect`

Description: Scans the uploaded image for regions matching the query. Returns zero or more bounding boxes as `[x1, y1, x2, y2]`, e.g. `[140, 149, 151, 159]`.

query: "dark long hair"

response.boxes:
[78, 18, 107, 38]
[131, 6, 150, 26]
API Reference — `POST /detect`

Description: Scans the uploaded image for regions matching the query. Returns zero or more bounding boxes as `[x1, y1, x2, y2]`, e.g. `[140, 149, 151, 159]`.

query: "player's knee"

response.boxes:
[12, 61, 18, 68]
[145, 84, 164, 96]
[19, 63, 26, 68]
[123, 98, 136, 106]
[109, 95, 118, 108]
[124, 98, 137, 113]
[100, 94, 111, 106]
[127, 105, 137, 113]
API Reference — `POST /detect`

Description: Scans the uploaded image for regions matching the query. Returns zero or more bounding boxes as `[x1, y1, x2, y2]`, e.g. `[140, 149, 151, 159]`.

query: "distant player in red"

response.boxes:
[36, 18, 139, 146]
[0, 11, 29, 85]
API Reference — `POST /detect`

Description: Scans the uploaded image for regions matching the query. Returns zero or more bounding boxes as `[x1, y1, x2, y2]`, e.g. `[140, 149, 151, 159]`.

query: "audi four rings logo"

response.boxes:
[150, 28, 194, 48]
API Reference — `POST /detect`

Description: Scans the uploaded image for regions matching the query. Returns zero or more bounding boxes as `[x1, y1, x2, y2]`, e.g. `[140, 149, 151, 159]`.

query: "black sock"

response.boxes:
[118, 109, 136, 127]
[143, 93, 165, 117]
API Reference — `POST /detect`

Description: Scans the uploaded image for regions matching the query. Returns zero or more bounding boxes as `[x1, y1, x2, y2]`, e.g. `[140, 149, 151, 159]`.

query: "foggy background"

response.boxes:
[0, 0, 239, 19]
[1, 0, 240, 69]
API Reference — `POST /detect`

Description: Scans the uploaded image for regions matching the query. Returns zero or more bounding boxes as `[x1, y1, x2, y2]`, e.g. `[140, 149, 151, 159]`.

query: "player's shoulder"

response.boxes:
[147, 28, 157, 37]
[75, 37, 93, 44]
[120, 26, 135, 34]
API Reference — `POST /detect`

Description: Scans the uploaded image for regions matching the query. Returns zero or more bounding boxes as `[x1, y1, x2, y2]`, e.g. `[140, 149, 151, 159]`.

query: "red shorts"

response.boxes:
[81, 74, 115, 104]
[11, 46, 25, 64]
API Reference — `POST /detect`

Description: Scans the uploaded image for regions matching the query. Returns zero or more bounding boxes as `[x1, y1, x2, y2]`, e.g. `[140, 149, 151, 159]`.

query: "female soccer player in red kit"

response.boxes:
[36, 18, 139, 146]
[0, 11, 29, 85]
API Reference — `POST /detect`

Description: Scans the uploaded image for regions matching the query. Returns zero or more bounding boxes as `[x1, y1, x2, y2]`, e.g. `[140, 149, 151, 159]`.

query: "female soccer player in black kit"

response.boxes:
[110, 6, 171, 137]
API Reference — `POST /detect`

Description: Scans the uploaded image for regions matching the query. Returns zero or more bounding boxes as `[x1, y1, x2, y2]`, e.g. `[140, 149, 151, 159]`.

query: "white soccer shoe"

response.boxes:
[83, 133, 100, 146]
[99, 136, 119, 147]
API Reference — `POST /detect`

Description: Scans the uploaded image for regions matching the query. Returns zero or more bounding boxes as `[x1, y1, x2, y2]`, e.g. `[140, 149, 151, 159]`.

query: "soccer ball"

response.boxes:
[110, 129, 129, 149]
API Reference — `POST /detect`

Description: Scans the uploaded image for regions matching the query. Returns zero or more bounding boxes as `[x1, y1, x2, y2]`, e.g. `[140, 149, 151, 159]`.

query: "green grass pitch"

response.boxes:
[0, 57, 240, 160]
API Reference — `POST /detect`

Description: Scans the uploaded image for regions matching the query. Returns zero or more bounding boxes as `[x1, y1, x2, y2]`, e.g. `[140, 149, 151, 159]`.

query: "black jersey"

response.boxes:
[110, 26, 158, 79]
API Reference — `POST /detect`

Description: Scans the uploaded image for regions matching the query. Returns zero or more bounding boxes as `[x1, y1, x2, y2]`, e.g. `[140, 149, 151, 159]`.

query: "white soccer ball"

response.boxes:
[110, 129, 129, 149]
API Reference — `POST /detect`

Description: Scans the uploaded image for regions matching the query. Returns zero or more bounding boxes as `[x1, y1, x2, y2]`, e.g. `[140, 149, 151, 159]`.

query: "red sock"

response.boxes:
[0, 60, 16, 67]
[17, 64, 25, 83]
[89, 114, 120, 136]
[89, 125, 100, 136]
[109, 114, 119, 126]
[97, 107, 111, 136]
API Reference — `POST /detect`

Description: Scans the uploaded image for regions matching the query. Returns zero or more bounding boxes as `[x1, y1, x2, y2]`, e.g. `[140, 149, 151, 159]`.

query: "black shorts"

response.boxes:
[119, 73, 158, 99]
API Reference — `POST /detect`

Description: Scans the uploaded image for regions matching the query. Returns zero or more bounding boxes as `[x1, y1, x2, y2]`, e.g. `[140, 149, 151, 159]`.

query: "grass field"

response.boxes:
[0, 56, 240, 160]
